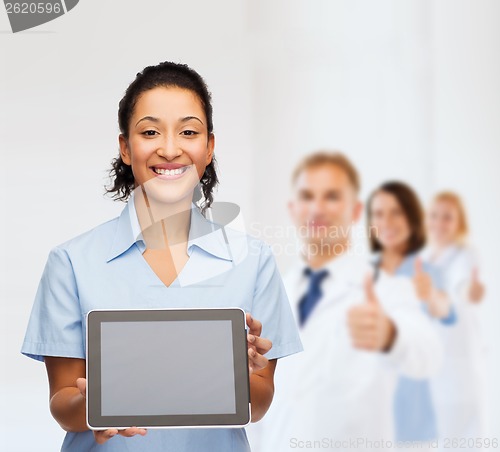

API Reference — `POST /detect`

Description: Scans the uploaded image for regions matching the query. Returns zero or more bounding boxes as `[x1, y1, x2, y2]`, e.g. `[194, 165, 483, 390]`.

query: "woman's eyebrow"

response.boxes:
[181, 116, 204, 125]
[135, 116, 160, 127]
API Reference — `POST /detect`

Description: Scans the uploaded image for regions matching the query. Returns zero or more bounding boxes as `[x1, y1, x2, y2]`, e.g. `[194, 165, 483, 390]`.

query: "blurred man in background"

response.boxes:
[250, 152, 444, 452]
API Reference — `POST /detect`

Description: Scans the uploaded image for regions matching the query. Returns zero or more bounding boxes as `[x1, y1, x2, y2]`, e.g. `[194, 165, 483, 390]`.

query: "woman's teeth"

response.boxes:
[153, 166, 188, 176]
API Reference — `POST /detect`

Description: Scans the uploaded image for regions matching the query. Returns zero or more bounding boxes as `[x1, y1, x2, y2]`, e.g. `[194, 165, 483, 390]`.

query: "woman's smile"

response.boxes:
[150, 163, 193, 180]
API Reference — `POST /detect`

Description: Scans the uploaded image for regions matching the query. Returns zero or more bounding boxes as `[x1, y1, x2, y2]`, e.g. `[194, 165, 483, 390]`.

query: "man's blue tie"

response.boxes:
[298, 268, 329, 326]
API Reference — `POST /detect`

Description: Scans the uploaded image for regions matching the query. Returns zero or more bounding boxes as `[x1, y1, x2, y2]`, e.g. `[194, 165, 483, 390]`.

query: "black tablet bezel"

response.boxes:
[86, 308, 250, 429]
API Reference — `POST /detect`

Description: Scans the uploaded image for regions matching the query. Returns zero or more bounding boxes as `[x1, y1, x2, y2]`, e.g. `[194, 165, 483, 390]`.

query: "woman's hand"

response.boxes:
[76, 378, 147, 445]
[246, 313, 272, 375]
[412, 258, 452, 319]
[468, 267, 485, 303]
[412, 257, 433, 301]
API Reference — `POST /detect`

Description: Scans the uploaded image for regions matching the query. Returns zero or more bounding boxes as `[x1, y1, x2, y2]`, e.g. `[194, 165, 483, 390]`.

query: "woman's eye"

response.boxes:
[181, 130, 198, 136]
[142, 130, 158, 136]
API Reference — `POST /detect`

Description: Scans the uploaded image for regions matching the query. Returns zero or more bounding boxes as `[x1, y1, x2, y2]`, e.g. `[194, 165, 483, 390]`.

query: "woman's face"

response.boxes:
[369, 191, 412, 252]
[427, 200, 461, 246]
[119, 86, 214, 205]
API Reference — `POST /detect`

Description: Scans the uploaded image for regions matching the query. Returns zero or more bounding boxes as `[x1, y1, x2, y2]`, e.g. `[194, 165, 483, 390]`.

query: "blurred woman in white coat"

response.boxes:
[422, 191, 489, 449]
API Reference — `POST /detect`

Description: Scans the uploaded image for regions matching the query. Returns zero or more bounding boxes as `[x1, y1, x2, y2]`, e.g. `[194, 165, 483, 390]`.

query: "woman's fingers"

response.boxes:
[117, 427, 148, 438]
[413, 272, 433, 300]
[76, 377, 86, 398]
[93, 427, 147, 444]
[245, 313, 272, 374]
[248, 348, 269, 373]
[94, 429, 118, 444]
[246, 313, 262, 337]
[247, 334, 272, 355]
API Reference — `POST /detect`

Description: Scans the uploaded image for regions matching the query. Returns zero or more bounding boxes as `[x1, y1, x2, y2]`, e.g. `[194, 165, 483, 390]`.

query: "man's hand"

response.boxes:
[348, 273, 396, 352]
[76, 378, 147, 445]
[246, 313, 272, 375]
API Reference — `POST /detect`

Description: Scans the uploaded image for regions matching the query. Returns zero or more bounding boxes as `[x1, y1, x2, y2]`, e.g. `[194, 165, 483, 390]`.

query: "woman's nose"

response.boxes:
[157, 135, 182, 160]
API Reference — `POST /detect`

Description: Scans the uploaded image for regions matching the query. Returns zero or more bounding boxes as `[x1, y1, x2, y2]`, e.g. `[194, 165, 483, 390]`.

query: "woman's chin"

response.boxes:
[430, 237, 456, 248]
[378, 240, 406, 251]
[140, 173, 199, 206]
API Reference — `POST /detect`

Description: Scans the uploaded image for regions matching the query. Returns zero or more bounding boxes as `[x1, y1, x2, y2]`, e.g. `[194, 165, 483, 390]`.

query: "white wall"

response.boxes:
[247, 0, 436, 265]
[431, 0, 500, 425]
[1, 1, 498, 450]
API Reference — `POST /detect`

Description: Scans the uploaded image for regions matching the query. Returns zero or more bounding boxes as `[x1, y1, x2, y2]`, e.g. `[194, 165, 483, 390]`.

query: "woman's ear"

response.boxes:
[206, 133, 215, 165]
[118, 134, 132, 165]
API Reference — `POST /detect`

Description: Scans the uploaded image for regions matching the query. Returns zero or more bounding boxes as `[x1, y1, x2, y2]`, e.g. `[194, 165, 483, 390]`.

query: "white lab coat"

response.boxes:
[422, 245, 489, 447]
[248, 253, 443, 452]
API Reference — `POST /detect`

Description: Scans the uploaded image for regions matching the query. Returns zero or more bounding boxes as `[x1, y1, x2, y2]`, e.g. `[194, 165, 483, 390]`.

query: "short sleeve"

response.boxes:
[250, 242, 303, 361]
[21, 246, 85, 362]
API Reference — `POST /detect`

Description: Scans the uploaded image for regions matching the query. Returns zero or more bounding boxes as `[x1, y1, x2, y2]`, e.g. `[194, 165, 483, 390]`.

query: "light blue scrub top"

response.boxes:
[21, 199, 303, 452]
[392, 252, 456, 442]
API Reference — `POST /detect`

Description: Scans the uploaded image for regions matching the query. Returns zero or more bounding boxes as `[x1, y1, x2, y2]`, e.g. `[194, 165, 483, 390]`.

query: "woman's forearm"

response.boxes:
[249, 373, 274, 422]
[50, 386, 88, 432]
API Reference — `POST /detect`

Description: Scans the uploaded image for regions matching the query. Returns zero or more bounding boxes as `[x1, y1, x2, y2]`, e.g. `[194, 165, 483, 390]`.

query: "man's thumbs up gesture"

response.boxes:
[348, 273, 396, 352]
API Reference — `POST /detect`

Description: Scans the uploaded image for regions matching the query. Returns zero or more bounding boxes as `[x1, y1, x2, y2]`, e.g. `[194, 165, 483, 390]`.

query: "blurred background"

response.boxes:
[1, 0, 498, 450]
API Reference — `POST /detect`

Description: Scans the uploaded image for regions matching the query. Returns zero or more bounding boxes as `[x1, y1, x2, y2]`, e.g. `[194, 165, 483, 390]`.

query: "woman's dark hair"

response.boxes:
[367, 181, 426, 255]
[105, 61, 218, 212]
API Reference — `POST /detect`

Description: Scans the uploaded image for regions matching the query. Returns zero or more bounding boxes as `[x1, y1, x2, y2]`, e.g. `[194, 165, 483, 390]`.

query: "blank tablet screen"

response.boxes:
[100, 320, 235, 416]
[86, 308, 250, 429]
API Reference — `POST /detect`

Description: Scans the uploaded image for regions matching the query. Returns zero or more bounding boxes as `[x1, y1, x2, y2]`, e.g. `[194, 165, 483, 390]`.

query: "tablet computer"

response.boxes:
[86, 307, 250, 429]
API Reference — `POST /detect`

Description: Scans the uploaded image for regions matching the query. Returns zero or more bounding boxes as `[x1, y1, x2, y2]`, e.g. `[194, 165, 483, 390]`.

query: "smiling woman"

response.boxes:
[366, 181, 455, 445]
[20, 61, 303, 452]
[107, 62, 218, 213]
